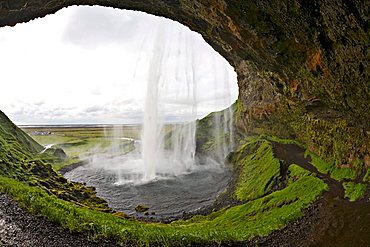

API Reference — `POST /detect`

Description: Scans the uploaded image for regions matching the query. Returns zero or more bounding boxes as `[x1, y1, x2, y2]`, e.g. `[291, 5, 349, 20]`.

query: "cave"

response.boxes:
[0, 1, 369, 246]
[1, 1, 368, 158]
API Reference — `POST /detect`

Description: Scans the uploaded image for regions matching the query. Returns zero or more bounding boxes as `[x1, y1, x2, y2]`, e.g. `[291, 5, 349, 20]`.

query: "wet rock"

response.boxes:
[135, 204, 149, 213]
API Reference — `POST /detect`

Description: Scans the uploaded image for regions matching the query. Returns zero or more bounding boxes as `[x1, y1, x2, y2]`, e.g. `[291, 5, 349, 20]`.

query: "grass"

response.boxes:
[305, 150, 335, 174]
[173, 167, 328, 241]
[0, 165, 327, 246]
[232, 140, 281, 201]
[0, 111, 43, 154]
[1, 111, 329, 245]
[343, 182, 367, 202]
[24, 128, 135, 171]
[264, 135, 305, 147]
[330, 168, 357, 181]
[305, 150, 357, 181]
[288, 164, 312, 180]
[363, 168, 370, 183]
[23, 125, 194, 171]
[0, 116, 112, 212]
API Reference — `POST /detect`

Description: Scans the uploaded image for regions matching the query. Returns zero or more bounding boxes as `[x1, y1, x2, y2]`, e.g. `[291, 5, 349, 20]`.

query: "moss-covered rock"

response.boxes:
[231, 140, 281, 201]
[343, 182, 367, 202]
[135, 204, 149, 213]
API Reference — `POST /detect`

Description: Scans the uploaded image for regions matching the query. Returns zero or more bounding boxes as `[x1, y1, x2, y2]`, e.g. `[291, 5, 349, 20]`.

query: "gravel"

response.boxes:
[0, 193, 117, 247]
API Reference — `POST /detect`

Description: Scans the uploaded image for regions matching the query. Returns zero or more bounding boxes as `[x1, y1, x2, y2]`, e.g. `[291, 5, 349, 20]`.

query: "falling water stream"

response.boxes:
[65, 16, 236, 217]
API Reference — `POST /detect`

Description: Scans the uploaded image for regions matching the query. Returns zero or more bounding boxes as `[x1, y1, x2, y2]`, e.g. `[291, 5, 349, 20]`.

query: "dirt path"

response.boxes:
[254, 143, 370, 247]
[0, 193, 116, 247]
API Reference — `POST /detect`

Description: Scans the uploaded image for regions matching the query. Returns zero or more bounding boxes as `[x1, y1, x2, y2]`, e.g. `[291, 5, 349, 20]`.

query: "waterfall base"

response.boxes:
[64, 154, 230, 219]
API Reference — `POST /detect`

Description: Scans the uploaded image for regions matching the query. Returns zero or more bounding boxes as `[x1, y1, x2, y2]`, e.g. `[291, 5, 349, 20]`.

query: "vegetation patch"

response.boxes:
[288, 164, 311, 181]
[363, 169, 370, 183]
[305, 150, 357, 181]
[330, 168, 357, 181]
[264, 135, 304, 147]
[195, 104, 235, 156]
[0, 162, 327, 246]
[0, 112, 112, 212]
[343, 182, 367, 202]
[232, 140, 281, 201]
[30, 134, 134, 171]
[305, 150, 335, 174]
[174, 170, 327, 242]
[0, 111, 329, 245]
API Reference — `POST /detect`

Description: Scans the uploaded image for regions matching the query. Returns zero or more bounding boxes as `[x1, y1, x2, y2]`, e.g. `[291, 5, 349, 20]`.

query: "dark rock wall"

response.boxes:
[0, 0, 369, 168]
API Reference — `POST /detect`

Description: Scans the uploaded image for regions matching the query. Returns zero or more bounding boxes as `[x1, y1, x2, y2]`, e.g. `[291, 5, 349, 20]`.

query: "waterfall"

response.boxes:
[142, 20, 197, 180]
[142, 21, 165, 180]
[94, 17, 237, 184]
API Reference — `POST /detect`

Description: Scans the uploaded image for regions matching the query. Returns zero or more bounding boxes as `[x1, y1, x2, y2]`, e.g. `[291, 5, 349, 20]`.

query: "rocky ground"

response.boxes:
[0, 143, 369, 246]
[0, 193, 116, 247]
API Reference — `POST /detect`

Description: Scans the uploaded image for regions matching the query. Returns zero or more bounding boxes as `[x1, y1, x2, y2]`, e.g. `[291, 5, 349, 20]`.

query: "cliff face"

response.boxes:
[0, 0, 369, 168]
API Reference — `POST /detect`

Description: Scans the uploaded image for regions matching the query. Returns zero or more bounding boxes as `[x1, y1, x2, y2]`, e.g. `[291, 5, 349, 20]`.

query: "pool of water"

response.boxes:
[64, 155, 230, 218]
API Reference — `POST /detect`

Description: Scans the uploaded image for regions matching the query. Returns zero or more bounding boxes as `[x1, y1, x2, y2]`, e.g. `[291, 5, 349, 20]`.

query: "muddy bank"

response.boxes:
[247, 143, 370, 247]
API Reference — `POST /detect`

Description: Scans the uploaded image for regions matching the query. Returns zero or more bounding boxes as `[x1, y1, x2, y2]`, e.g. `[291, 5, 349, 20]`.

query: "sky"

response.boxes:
[0, 6, 238, 125]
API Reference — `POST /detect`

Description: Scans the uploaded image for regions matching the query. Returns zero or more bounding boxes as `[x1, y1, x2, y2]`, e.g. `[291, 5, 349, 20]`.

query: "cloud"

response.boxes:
[0, 6, 238, 125]
[62, 6, 151, 49]
[34, 100, 45, 106]
[85, 105, 106, 113]
[90, 88, 101, 95]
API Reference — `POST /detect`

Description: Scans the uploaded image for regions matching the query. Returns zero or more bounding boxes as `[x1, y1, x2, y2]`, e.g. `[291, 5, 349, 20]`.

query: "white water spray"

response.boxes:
[87, 17, 237, 184]
[142, 22, 165, 180]
[141, 20, 198, 180]
[61, 7, 239, 217]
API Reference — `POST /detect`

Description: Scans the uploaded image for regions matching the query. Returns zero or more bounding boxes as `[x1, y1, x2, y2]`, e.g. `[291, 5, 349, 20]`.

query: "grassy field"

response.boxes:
[21, 125, 141, 170]
[21, 124, 193, 171]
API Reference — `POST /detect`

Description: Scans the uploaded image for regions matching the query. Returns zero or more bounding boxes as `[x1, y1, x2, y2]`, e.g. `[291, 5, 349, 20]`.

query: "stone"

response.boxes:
[135, 204, 149, 213]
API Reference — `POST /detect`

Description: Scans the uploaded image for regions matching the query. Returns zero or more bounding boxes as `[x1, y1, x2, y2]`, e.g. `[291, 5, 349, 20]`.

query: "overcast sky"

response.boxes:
[0, 6, 238, 125]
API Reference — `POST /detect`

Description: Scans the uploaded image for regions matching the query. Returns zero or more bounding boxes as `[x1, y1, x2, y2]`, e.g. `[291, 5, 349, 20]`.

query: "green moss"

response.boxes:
[0, 116, 112, 212]
[288, 164, 311, 182]
[290, 114, 367, 172]
[135, 204, 149, 213]
[305, 150, 335, 174]
[175, 174, 327, 241]
[264, 135, 304, 147]
[233, 140, 281, 201]
[331, 168, 357, 181]
[343, 182, 367, 202]
[0, 109, 330, 245]
[305, 150, 358, 181]
[363, 169, 370, 183]
[0, 172, 327, 246]
[0, 111, 43, 154]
